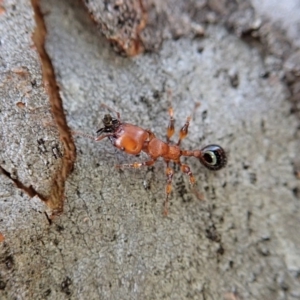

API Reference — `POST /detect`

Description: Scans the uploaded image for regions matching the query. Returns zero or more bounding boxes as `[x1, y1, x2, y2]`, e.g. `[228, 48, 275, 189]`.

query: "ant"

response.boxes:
[77, 104, 227, 215]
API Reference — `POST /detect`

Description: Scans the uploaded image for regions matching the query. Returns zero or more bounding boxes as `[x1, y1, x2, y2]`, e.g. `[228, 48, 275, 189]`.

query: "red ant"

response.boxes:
[78, 104, 226, 215]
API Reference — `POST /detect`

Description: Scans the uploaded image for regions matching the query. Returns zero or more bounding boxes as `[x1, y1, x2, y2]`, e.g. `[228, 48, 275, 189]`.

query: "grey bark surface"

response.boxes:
[1, 0, 300, 299]
[0, 0, 64, 199]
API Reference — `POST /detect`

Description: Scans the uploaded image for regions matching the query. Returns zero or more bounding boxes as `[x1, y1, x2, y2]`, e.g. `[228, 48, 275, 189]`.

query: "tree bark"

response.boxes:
[1, 0, 300, 299]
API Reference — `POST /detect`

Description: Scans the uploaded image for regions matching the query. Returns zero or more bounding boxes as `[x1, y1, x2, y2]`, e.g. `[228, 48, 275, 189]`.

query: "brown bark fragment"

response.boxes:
[30, 0, 76, 216]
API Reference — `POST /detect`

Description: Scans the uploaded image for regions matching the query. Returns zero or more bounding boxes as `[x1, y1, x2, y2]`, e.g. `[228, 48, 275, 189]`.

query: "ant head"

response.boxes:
[199, 144, 227, 171]
[102, 114, 117, 127]
[96, 114, 120, 135]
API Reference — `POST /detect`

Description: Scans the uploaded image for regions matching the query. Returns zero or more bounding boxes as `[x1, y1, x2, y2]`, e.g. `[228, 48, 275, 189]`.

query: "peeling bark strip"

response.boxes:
[82, 0, 208, 55]
[83, 0, 147, 56]
[0, 232, 4, 242]
[0, 0, 5, 15]
[0, 166, 44, 200]
[30, 0, 76, 217]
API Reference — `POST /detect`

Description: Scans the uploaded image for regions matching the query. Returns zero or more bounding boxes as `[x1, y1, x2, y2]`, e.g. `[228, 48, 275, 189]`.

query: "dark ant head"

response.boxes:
[96, 114, 120, 135]
[199, 144, 227, 171]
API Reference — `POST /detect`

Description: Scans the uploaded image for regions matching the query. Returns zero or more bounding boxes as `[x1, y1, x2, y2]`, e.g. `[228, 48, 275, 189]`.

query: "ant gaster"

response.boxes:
[91, 104, 226, 215]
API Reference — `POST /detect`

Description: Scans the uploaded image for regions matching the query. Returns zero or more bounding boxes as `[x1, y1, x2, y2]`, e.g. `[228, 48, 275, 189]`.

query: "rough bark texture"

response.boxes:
[0, 0, 76, 215]
[1, 0, 300, 299]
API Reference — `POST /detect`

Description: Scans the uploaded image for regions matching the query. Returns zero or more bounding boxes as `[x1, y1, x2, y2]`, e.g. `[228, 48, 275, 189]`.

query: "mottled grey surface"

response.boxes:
[1, 0, 300, 299]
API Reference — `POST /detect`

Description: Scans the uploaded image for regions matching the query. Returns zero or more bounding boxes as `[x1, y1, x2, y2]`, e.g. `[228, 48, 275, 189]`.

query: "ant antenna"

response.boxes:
[71, 130, 95, 140]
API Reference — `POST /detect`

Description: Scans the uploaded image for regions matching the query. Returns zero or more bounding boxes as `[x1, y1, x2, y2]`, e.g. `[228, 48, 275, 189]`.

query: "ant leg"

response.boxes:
[179, 163, 195, 185]
[166, 107, 175, 143]
[116, 160, 155, 169]
[100, 103, 121, 121]
[176, 101, 201, 146]
[177, 116, 191, 146]
[165, 89, 175, 143]
[164, 163, 174, 216]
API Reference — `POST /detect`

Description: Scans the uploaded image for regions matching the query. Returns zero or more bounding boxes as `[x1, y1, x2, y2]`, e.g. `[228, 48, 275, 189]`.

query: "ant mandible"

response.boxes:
[81, 104, 227, 215]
